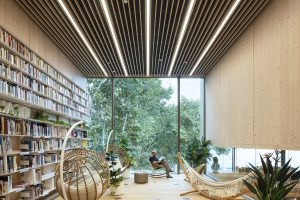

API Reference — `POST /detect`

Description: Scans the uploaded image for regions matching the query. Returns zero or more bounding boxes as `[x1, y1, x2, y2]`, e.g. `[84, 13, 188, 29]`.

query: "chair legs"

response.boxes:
[180, 190, 198, 196]
[149, 169, 166, 178]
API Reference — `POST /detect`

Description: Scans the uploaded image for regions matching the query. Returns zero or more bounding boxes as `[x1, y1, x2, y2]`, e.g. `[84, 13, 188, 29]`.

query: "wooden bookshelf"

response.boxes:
[0, 26, 90, 200]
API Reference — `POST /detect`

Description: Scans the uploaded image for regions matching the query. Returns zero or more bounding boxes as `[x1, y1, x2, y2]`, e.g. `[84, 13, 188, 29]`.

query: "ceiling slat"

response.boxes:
[16, 0, 271, 78]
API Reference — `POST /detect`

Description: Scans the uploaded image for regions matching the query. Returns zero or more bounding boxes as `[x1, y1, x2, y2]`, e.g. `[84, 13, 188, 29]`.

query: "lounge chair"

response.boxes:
[178, 152, 254, 199]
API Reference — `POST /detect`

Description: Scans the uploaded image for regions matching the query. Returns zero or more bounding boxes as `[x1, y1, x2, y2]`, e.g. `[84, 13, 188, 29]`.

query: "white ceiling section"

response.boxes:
[16, 0, 270, 78]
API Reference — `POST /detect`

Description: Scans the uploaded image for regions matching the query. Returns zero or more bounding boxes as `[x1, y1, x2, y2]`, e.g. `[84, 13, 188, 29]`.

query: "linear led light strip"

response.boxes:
[58, 0, 108, 76]
[189, 0, 241, 76]
[100, 0, 128, 76]
[146, 0, 151, 76]
[167, 0, 196, 77]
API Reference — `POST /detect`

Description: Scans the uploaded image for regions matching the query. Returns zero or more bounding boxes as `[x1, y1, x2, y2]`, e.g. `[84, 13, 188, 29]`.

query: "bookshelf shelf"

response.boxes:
[0, 26, 90, 200]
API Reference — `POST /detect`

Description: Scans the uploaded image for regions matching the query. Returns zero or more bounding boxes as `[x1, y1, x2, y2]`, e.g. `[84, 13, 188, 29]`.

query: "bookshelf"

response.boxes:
[0, 26, 90, 200]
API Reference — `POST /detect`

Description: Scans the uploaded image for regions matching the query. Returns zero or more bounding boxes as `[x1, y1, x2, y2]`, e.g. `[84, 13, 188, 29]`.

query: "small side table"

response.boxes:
[134, 172, 148, 184]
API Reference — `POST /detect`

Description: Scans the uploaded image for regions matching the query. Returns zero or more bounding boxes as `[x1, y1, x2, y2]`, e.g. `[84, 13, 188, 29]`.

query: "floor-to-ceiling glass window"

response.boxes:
[87, 78, 112, 151]
[114, 78, 178, 170]
[179, 79, 203, 167]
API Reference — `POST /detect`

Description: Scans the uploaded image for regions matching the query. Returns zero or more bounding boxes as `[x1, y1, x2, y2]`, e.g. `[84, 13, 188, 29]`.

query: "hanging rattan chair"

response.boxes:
[55, 121, 110, 200]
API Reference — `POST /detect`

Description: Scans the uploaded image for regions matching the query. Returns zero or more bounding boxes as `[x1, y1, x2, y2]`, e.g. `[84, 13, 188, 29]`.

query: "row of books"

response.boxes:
[0, 54, 89, 119]
[22, 75, 71, 105]
[0, 154, 59, 175]
[45, 154, 58, 163]
[0, 156, 17, 174]
[20, 139, 81, 153]
[0, 64, 21, 84]
[0, 47, 22, 69]
[73, 93, 88, 107]
[21, 184, 43, 199]
[1, 45, 87, 105]
[0, 137, 12, 155]
[22, 63, 72, 98]
[20, 155, 45, 168]
[0, 28, 88, 99]
[20, 140, 45, 153]
[0, 116, 69, 137]
[25, 123, 64, 137]
[0, 176, 12, 195]
[0, 80, 83, 117]
[0, 117, 22, 135]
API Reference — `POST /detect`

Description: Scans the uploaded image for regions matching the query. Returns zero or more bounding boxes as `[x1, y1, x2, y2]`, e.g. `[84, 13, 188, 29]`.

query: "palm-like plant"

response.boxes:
[243, 150, 300, 200]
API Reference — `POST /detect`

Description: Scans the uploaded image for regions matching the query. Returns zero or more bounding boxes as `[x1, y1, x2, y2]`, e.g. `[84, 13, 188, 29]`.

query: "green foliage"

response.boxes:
[186, 138, 212, 168]
[105, 151, 124, 187]
[34, 111, 49, 121]
[88, 78, 203, 169]
[213, 146, 231, 156]
[243, 150, 300, 200]
[118, 136, 135, 167]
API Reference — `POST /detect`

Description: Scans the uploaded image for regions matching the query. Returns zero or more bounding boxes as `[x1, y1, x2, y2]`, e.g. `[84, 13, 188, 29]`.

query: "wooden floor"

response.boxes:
[56, 174, 210, 200]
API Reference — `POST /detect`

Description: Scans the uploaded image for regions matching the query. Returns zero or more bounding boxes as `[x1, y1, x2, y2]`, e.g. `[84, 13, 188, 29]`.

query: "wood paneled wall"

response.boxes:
[0, 0, 87, 89]
[206, 0, 300, 150]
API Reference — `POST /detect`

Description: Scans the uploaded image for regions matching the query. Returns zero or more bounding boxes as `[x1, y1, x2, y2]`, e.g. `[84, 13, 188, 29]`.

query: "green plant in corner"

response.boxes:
[186, 137, 212, 168]
[243, 150, 300, 200]
[119, 137, 135, 167]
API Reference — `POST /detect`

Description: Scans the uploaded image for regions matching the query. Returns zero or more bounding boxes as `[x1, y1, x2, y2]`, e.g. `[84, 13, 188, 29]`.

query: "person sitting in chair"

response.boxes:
[149, 150, 174, 178]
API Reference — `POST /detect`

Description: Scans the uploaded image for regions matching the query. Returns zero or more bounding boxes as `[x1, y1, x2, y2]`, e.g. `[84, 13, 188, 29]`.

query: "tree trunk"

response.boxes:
[122, 113, 128, 134]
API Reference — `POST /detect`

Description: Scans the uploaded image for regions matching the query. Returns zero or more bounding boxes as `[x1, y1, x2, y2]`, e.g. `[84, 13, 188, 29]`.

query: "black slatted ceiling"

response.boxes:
[16, 0, 271, 78]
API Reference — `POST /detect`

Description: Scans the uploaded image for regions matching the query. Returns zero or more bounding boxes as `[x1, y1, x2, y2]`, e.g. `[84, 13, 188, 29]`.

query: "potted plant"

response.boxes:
[243, 150, 300, 200]
[211, 157, 220, 173]
[106, 151, 125, 196]
[186, 137, 212, 170]
[119, 137, 134, 179]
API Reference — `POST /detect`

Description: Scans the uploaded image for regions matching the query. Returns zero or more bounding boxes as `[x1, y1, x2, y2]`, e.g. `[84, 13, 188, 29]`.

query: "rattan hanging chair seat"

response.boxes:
[55, 148, 110, 200]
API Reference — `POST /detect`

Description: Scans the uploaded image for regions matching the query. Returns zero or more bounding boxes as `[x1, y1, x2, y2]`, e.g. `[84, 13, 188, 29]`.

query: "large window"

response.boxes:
[179, 79, 204, 167]
[88, 79, 112, 151]
[87, 78, 205, 171]
[114, 78, 178, 170]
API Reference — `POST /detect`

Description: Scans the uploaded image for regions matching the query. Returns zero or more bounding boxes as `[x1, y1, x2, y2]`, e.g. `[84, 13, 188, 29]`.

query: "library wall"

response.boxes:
[205, 0, 300, 150]
[0, 0, 87, 89]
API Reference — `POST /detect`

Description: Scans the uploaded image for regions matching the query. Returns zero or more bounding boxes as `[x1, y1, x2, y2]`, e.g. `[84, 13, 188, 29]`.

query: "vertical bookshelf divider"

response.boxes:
[0, 26, 90, 199]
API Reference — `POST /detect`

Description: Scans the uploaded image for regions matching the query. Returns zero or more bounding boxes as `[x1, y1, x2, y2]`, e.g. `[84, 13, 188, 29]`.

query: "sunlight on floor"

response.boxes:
[56, 174, 209, 200]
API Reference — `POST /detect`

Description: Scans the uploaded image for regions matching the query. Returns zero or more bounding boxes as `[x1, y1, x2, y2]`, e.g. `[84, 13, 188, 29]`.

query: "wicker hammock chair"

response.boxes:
[105, 145, 130, 173]
[178, 152, 254, 199]
[55, 121, 110, 200]
[103, 130, 130, 174]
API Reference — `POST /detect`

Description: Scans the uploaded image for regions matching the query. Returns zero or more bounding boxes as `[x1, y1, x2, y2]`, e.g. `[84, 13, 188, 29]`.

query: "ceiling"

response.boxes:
[16, 0, 270, 78]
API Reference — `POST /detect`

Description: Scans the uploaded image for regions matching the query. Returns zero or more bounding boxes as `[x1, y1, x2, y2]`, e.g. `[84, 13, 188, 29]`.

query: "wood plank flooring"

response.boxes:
[56, 174, 210, 200]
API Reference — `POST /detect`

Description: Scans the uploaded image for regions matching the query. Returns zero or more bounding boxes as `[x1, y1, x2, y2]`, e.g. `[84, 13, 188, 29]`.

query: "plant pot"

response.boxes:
[122, 168, 130, 179]
[110, 180, 125, 196]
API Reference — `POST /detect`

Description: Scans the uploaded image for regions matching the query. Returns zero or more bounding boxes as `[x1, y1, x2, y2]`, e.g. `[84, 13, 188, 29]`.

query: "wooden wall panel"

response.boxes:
[253, 0, 289, 148]
[206, 0, 300, 150]
[286, 0, 300, 149]
[206, 64, 220, 144]
[0, 0, 87, 89]
[206, 24, 254, 147]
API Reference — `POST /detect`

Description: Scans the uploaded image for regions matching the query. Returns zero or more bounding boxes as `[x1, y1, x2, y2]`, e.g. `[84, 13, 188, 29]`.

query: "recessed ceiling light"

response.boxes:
[146, 0, 151, 76]
[100, 0, 128, 76]
[58, 0, 108, 76]
[189, 0, 241, 76]
[167, 0, 196, 76]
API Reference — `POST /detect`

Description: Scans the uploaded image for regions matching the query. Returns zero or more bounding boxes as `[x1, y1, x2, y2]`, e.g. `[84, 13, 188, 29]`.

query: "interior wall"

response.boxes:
[205, 0, 300, 150]
[0, 0, 87, 89]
